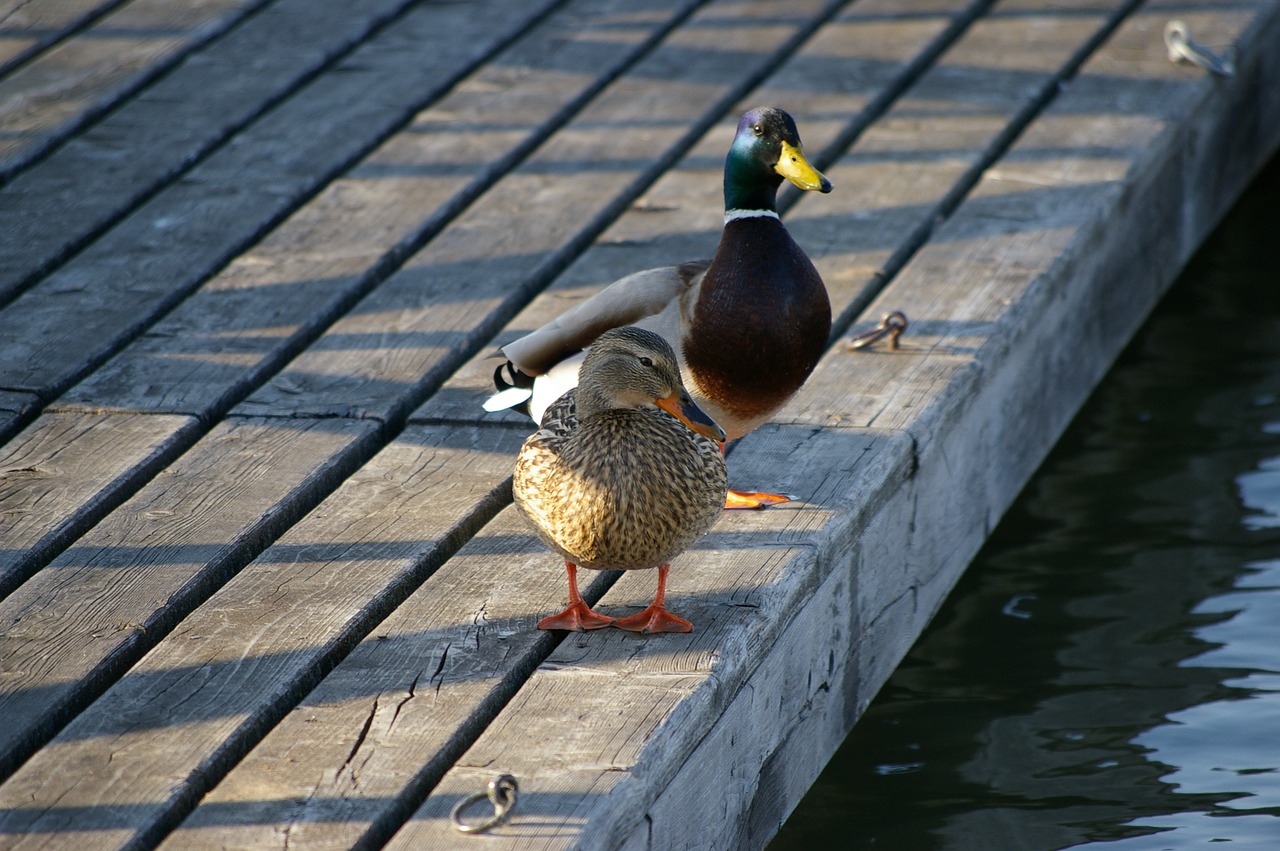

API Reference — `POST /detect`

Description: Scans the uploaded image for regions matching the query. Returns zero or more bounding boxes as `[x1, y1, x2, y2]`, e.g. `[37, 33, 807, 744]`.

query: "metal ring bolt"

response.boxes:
[1164, 20, 1234, 78]
[848, 311, 909, 351]
[451, 774, 519, 834]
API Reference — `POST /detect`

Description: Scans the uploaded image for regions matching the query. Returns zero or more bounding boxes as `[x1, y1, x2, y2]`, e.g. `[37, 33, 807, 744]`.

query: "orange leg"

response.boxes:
[612, 564, 693, 634]
[539, 561, 614, 631]
[719, 442, 791, 509]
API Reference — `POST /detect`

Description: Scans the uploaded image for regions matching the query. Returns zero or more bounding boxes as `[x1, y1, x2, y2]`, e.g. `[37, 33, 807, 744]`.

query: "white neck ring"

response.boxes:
[724, 208, 780, 224]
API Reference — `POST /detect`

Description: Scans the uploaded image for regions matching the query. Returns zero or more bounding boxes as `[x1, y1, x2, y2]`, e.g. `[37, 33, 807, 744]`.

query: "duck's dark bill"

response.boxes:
[656, 391, 726, 442]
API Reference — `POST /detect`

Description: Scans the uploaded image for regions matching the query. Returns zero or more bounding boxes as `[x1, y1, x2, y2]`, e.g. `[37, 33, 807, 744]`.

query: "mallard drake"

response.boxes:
[514, 326, 728, 634]
[486, 107, 832, 509]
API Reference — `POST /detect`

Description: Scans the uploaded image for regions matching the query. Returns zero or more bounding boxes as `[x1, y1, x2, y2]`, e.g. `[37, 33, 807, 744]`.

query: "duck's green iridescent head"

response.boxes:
[724, 107, 832, 214]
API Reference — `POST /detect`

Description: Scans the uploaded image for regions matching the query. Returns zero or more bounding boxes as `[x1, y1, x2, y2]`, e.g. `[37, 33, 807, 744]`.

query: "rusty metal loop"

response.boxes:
[848, 310, 909, 351]
[451, 773, 519, 834]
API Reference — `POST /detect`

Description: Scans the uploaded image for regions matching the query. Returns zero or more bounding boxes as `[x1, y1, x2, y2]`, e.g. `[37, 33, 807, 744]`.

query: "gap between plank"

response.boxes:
[329, 0, 1162, 842]
[828, 0, 1149, 340]
[0, 1, 132, 83]
[0, 0, 705, 606]
[0, 0, 275, 188]
[0, 0, 435, 309]
[0, 0, 1145, 838]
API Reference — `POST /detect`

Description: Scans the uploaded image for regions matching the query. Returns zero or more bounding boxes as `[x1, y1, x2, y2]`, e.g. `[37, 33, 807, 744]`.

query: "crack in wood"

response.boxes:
[429, 643, 450, 696]
[389, 671, 423, 733]
[339, 696, 379, 782]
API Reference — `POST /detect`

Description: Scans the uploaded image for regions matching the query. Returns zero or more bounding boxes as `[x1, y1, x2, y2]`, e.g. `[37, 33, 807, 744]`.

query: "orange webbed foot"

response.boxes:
[538, 602, 614, 632]
[610, 563, 692, 634]
[715, 441, 791, 509]
[724, 488, 792, 510]
[612, 604, 693, 634]
[540, 560, 613, 631]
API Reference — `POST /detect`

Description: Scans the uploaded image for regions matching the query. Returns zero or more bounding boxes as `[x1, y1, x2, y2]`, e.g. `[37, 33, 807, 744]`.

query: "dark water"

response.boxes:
[772, 152, 1280, 849]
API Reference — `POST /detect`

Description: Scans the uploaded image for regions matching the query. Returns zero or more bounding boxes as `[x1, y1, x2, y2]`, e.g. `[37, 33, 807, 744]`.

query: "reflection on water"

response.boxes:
[773, 153, 1280, 849]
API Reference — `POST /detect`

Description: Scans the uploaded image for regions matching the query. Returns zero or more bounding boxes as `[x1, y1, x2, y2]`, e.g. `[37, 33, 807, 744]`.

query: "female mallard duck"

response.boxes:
[514, 326, 728, 634]
[487, 107, 831, 509]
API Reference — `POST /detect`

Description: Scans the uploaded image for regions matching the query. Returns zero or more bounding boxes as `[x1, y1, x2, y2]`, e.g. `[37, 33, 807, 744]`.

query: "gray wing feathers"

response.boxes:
[502, 262, 707, 375]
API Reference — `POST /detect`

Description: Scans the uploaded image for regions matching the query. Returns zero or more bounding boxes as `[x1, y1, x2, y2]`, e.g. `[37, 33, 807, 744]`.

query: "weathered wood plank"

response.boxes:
[0, 388, 37, 443]
[0, 411, 200, 599]
[234, 0, 849, 423]
[0, 417, 380, 782]
[624, 2, 1280, 844]
[157, 449, 542, 850]
[0, 0, 696, 607]
[0, 424, 520, 850]
[0, 0, 559, 402]
[0, 0, 419, 304]
[0, 0, 118, 69]
[157, 501, 662, 851]
[384, 2, 1280, 847]
[58, 0, 707, 418]
[0, 0, 264, 180]
[385, 426, 909, 850]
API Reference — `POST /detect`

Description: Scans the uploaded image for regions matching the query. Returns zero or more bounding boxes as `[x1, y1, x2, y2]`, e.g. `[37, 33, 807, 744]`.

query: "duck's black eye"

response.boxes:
[752, 124, 763, 136]
[638, 356, 654, 367]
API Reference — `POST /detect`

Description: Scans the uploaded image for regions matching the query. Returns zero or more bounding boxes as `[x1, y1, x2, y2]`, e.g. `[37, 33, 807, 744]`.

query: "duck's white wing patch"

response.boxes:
[530, 351, 586, 425]
[482, 386, 534, 413]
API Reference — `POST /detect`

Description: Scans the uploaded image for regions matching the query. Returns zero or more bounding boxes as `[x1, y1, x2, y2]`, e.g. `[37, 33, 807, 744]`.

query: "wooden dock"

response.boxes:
[2, 0, 1278, 847]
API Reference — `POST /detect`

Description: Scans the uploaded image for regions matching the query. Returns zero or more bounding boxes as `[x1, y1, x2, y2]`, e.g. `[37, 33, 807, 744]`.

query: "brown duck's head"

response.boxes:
[576, 327, 726, 442]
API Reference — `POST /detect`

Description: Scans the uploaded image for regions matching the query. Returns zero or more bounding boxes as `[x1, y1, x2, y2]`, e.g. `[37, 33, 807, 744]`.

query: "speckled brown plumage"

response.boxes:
[516, 398, 726, 570]
[513, 327, 727, 633]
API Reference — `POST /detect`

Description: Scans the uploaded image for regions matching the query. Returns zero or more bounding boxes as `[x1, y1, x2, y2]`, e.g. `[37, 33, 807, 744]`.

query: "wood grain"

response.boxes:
[0, 0, 117, 69]
[0, 0, 416, 303]
[60, 0, 703, 419]
[0, 0, 262, 180]
[0, 417, 379, 782]
[0, 424, 519, 849]
[0, 0, 560, 401]
[0, 411, 200, 598]
[161, 501, 570, 850]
